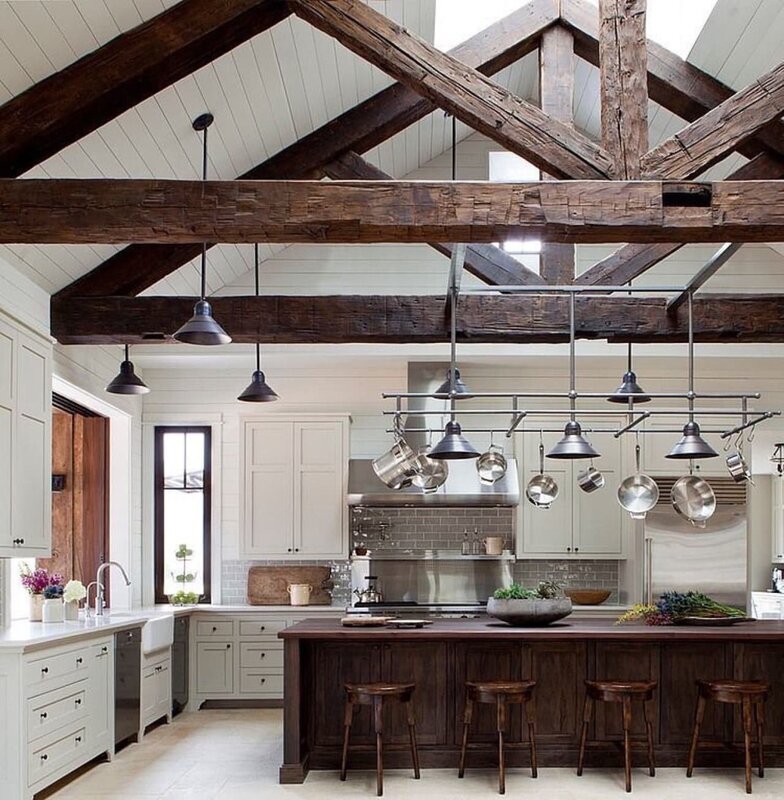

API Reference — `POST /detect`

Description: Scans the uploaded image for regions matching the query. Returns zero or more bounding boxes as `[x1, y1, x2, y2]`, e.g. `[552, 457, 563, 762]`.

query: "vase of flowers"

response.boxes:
[42, 585, 65, 623]
[20, 565, 64, 622]
[63, 580, 87, 620]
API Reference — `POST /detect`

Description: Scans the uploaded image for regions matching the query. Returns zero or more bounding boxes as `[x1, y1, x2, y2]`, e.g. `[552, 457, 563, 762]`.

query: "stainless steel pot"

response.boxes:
[476, 442, 507, 484]
[725, 447, 754, 485]
[526, 442, 559, 509]
[411, 446, 449, 493]
[577, 460, 605, 493]
[372, 437, 419, 490]
[671, 474, 716, 527]
[617, 444, 659, 519]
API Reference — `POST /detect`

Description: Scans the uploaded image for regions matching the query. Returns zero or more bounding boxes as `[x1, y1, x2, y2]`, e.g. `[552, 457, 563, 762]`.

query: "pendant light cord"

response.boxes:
[200, 123, 208, 301]
[124, 344, 130, 363]
[254, 243, 261, 373]
[688, 290, 694, 422]
[569, 292, 576, 422]
[448, 114, 458, 421]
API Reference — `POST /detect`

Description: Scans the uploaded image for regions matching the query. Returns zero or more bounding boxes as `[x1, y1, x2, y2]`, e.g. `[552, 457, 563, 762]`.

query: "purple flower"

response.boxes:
[20, 566, 64, 595]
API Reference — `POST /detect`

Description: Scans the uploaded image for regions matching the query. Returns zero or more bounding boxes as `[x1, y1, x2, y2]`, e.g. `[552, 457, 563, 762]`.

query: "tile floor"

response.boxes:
[42, 708, 784, 800]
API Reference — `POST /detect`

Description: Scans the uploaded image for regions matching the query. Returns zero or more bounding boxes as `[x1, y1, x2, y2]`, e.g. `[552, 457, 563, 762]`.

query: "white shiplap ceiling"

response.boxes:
[0, 0, 782, 297]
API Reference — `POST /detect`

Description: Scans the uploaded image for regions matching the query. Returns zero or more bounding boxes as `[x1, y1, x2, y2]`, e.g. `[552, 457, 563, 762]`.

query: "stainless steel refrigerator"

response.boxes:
[643, 478, 747, 608]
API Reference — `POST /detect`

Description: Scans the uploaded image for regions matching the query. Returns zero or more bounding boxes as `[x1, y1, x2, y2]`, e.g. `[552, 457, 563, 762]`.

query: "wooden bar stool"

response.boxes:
[577, 679, 657, 793]
[458, 680, 537, 795]
[687, 679, 769, 794]
[340, 682, 420, 797]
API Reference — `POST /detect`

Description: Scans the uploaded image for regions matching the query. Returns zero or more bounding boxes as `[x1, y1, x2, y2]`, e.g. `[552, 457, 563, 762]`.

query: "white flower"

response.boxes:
[63, 580, 87, 604]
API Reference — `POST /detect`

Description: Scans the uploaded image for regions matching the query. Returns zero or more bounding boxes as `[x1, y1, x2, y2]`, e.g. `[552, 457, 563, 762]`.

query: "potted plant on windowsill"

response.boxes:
[487, 581, 573, 627]
[20, 565, 64, 622]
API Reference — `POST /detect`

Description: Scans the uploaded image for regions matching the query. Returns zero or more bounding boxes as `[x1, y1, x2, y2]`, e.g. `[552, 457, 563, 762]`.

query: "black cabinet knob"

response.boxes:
[287, 548, 292, 553]
[212, 626, 217, 632]
[261, 678, 266, 684]
[40, 712, 47, 719]
[574, 547, 579, 552]
[41, 754, 48, 762]
[226, 644, 231, 649]
[41, 667, 49, 674]
[566, 547, 572, 552]
[76, 657, 83, 665]
[75, 698, 82, 706]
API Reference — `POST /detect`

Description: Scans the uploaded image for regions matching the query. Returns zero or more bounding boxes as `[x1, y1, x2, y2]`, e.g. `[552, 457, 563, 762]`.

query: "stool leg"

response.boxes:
[622, 695, 633, 793]
[642, 698, 656, 777]
[497, 695, 507, 795]
[340, 697, 354, 782]
[374, 695, 384, 797]
[458, 693, 474, 778]
[577, 694, 593, 777]
[742, 696, 753, 794]
[405, 699, 420, 779]
[755, 700, 765, 779]
[686, 695, 706, 778]
[524, 698, 538, 779]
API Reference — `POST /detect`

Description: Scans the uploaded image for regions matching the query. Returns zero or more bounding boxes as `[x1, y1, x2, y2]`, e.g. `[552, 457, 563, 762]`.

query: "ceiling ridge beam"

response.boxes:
[54, 0, 559, 301]
[0, 0, 291, 178]
[51, 293, 784, 346]
[288, 0, 614, 180]
[9, 178, 784, 245]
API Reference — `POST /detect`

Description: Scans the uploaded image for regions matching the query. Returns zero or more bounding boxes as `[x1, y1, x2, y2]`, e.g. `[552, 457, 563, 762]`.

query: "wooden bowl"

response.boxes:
[564, 589, 612, 606]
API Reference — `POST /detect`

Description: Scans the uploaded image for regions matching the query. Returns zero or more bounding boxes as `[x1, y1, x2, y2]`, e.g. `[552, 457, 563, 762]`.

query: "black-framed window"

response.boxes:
[154, 427, 212, 604]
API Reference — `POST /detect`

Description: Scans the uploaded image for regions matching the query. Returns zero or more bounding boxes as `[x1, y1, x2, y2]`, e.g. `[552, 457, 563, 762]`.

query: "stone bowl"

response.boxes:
[486, 596, 573, 627]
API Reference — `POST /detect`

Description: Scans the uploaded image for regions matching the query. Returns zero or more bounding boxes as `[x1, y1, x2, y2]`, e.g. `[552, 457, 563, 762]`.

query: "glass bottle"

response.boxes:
[472, 528, 481, 555]
[461, 530, 470, 556]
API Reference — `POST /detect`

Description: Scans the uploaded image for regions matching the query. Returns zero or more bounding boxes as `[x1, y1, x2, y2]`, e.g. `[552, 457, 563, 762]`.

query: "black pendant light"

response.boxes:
[106, 345, 149, 395]
[428, 421, 479, 460]
[547, 293, 601, 460]
[666, 292, 718, 460]
[173, 113, 231, 347]
[238, 244, 278, 403]
[608, 283, 650, 403]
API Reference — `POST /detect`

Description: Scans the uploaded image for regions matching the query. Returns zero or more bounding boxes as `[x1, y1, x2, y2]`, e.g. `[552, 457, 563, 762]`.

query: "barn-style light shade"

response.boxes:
[106, 345, 149, 395]
[547, 421, 601, 460]
[237, 368, 278, 403]
[428, 421, 480, 460]
[435, 368, 470, 399]
[607, 370, 651, 403]
[666, 421, 719, 460]
[173, 299, 231, 346]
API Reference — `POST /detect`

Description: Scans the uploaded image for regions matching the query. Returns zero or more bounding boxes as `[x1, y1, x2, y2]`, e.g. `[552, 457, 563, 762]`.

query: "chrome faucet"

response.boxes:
[94, 561, 132, 616]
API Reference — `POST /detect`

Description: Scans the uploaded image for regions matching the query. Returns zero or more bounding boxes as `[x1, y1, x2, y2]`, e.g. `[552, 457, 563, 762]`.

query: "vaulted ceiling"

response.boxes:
[0, 0, 783, 300]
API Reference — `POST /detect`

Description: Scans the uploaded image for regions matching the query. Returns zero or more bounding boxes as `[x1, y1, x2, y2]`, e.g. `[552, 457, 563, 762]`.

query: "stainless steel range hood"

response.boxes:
[347, 458, 520, 507]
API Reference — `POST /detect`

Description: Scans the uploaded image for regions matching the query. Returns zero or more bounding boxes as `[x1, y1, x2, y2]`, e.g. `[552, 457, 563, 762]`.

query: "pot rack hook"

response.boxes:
[747, 424, 757, 443]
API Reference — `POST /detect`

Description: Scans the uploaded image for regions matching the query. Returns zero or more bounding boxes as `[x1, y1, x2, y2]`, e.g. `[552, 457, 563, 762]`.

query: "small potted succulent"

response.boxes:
[20, 565, 64, 622]
[487, 581, 573, 627]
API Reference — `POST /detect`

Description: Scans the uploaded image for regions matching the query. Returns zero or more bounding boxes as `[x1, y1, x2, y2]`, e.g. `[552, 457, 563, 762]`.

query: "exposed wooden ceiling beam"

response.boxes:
[599, 0, 648, 179]
[666, 243, 743, 313]
[51, 294, 784, 345]
[641, 60, 784, 179]
[8, 178, 784, 245]
[324, 151, 546, 287]
[289, 0, 613, 179]
[0, 0, 291, 178]
[574, 152, 784, 286]
[55, 0, 558, 300]
[562, 0, 784, 164]
[539, 26, 576, 284]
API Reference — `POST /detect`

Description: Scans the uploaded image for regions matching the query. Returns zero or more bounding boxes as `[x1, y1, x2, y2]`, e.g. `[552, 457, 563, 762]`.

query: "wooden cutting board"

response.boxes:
[247, 565, 333, 606]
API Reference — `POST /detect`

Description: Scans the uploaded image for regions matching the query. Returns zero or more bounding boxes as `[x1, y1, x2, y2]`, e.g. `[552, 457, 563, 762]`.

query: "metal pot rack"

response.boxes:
[380, 284, 781, 447]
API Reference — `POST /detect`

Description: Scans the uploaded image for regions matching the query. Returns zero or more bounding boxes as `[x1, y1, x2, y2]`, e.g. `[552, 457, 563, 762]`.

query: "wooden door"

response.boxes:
[48, 410, 75, 579]
[522, 641, 586, 744]
[454, 642, 523, 744]
[660, 643, 731, 744]
[312, 642, 382, 747]
[381, 641, 448, 745]
[594, 642, 660, 741]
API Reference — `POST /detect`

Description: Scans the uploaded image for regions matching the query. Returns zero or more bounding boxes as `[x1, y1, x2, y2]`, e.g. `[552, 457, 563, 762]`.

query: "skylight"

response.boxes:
[435, 0, 718, 59]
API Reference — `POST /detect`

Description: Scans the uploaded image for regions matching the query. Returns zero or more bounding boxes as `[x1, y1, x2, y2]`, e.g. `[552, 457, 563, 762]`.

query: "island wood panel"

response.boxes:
[732, 642, 784, 747]
[660, 643, 732, 745]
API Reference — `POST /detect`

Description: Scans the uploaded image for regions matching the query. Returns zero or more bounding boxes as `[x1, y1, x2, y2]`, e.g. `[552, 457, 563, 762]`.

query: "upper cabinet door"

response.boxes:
[0, 317, 14, 408]
[294, 422, 346, 558]
[243, 422, 295, 557]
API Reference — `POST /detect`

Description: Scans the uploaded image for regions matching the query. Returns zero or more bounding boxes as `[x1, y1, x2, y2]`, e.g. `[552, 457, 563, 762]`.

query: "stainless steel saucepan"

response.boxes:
[577, 458, 605, 494]
[372, 436, 419, 490]
[476, 436, 508, 484]
[725, 433, 754, 485]
[411, 446, 449, 493]
[671, 473, 716, 527]
[617, 443, 659, 519]
[526, 440, 559, 509]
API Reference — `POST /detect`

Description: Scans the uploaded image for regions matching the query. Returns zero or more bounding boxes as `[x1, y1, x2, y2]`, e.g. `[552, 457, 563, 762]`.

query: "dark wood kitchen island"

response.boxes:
[278, 616, 784, 782]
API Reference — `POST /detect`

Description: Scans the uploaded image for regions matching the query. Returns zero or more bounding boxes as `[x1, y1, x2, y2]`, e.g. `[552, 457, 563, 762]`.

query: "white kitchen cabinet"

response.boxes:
[0, 312, 52, 558]
[140, 649, 172, 737]
[772, 476, 784, 562]
[518, 421, 628, 558]
[241, 415, 349, 559]
[195, 642, 234, 695]
[88, 641, 112, 748]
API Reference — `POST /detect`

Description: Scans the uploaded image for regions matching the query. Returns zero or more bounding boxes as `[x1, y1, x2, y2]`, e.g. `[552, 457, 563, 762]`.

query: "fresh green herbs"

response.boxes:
[493, 581, 560, 600]
[616, 591, 745, 626]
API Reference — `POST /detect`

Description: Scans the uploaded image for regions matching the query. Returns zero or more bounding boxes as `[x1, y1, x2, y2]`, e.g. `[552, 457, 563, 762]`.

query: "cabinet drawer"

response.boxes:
[239, 644, 284, 669]
[27, 681, 88, 742]
[238, 618, 288, 637]
[25, 648, 90, 694]
[196, 620, 235, 638]
[28, 725, 86, 786]
[240, 670, 284, 695]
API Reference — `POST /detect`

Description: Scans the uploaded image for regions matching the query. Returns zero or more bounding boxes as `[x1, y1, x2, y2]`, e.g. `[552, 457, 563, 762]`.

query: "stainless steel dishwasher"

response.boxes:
[114, 627, 141, 747]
